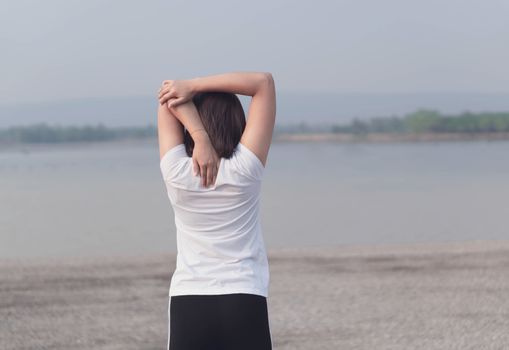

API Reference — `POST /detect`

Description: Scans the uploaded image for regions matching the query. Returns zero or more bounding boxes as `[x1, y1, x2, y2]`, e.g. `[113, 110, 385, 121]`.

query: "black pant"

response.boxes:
[169, 293, 272, 350]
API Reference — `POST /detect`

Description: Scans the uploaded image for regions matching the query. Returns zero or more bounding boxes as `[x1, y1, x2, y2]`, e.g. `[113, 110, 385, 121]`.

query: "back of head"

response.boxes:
[184, 91, 246, 159]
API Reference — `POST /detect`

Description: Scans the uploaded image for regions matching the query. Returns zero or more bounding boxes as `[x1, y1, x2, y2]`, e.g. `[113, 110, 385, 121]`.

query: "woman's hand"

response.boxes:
[164, 95, 219, 187]
[190, 130, 220, 188]
[158, 80, 196, 108]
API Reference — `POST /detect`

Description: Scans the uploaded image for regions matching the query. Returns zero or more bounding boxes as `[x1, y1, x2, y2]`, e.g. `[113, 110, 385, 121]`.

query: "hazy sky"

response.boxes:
[1, 0, 508, 105]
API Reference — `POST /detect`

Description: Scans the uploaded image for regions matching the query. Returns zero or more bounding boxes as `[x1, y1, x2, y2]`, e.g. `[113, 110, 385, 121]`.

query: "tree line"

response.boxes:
[0, 123, 157, 144]
[1, 110, 509, 144]
[332, 109, 509, 134]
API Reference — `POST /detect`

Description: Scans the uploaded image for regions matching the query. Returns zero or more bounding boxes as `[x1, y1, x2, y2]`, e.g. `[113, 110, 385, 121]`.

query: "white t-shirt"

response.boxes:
[159, 142, 270, 298]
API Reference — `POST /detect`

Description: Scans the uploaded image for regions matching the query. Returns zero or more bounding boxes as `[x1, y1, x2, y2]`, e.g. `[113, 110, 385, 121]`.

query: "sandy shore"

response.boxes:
[1, 240, 509, 350]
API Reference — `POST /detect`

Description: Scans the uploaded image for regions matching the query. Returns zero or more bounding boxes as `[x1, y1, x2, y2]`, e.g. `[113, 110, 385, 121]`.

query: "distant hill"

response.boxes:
[1, 92, 509, 128]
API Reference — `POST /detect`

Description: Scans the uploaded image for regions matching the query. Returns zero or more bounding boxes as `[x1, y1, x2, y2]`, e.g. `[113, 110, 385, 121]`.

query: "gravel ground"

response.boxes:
[1, 240, 508, 350]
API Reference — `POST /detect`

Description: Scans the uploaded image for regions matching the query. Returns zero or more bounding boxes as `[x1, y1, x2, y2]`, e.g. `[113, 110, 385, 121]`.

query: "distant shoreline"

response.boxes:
[273, 131, 509, 143]
[1, 131, 509, 153]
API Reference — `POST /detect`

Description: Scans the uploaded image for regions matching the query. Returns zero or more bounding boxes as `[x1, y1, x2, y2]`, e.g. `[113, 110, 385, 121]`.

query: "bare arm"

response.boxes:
[158, 103, 184, 159]
[168, 100, 208, 143]
[190, 71, 273, 97]
[168, 100, 220, 188]
[160, 71, 276, 167]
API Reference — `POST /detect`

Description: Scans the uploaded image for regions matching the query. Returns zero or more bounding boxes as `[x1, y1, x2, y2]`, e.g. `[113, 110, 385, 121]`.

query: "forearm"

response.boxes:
[168, 101, 209, 143]
[190, 71, 272, 97]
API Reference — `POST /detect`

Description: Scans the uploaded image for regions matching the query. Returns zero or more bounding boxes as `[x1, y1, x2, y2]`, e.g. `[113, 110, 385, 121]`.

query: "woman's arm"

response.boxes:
[158, 72, 271, 106]
[167, 100, 220, 188]
[190, 71, 272, 97]
[191, 72, 276, 167]
[159, 71, 276, 167]
[158, 103, 184, 159]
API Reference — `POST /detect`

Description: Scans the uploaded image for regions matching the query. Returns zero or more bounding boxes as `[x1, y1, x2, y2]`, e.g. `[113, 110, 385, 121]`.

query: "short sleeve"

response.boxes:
[160, 144, 188, 181]
[234, 142, 265, 181]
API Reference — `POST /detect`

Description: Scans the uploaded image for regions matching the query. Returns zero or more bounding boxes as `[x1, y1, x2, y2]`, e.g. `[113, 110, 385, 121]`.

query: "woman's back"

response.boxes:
[160, 141, 269, 297]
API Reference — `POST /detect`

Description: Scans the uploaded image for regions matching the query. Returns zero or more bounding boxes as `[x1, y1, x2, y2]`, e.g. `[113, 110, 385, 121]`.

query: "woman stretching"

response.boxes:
[157, 71, 276, 350]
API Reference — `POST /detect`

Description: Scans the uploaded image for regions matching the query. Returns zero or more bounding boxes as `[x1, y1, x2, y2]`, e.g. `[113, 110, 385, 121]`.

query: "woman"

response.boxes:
[157, 71, 276, 350]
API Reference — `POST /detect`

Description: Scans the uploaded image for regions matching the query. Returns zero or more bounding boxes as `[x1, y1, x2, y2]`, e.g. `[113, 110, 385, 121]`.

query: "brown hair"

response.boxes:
[184, 91, 246, 159]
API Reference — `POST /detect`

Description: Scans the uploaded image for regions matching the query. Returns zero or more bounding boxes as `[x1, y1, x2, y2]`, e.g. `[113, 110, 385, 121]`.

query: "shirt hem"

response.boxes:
[169, 286, 268, 298]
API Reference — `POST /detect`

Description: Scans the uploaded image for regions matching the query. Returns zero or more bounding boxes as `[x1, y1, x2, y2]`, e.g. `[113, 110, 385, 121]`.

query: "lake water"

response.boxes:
[1, 139, 508, 259]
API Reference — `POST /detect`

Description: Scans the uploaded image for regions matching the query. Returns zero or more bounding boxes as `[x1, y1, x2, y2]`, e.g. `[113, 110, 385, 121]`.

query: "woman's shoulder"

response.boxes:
[160, 143, 189, 182]
[227, 142, 265, 182]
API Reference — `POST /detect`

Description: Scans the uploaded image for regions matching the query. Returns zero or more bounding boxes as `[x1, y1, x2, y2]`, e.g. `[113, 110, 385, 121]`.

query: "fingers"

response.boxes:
[159, 91, 176, 105]
[200, 163, 218, 188]
[158, 84, 173, 101]
[158, 80, 187, 107]
[211, 166, 216, 186]
[158, 85, 170, 99]
[207, 163, 214, 187]
[204, 162, 219, 187]
[193, 158, 200, 176]
[168, 97, 183, 109]
[201, 166, 208, 187]
[212, 161, 219, 185]
[193, 156, 220, 188]
[158, 80, 174, 95]
[158, 87, 183, 106]
[166, 98, 177, 110]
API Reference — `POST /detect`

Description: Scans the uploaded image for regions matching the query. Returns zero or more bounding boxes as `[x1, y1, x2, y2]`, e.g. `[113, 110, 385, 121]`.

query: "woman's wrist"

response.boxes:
[188, 77, 201, 95]
[191, 128, 210, 144]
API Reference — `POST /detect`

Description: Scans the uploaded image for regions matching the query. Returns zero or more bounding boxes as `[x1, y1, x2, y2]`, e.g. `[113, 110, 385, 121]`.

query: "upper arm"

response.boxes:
[239, 73, 276, 167]
[158, 103, 184, 161]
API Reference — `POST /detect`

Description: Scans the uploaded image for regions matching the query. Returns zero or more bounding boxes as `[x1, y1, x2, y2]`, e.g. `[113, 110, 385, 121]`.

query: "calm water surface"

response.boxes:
[1, 139, 508, 259]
